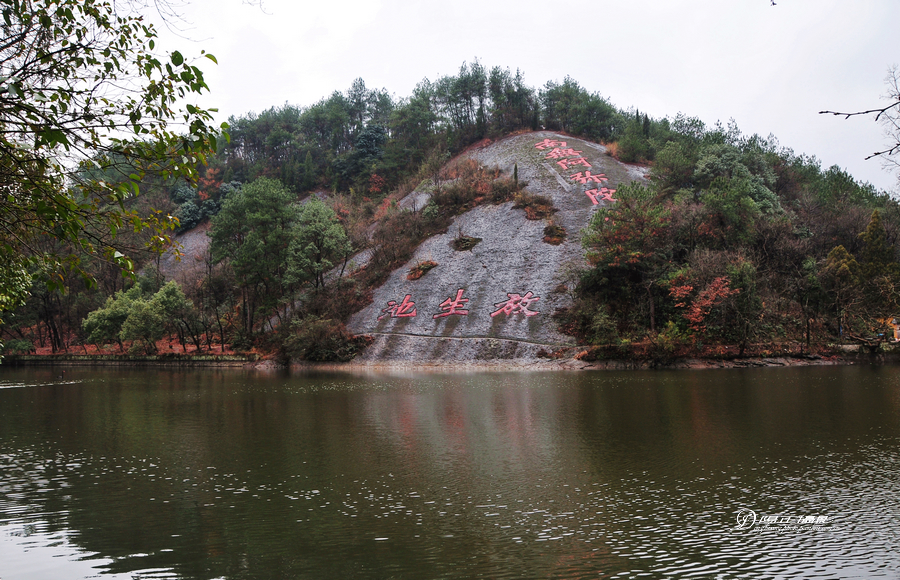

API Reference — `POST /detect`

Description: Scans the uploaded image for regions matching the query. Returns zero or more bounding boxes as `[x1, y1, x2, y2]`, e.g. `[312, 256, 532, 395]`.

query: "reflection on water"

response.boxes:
[1, 366, 899, 579]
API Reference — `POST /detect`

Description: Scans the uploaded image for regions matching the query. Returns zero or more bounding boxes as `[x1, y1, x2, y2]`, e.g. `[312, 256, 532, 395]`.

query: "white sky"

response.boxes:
[155, 0, 900, 193]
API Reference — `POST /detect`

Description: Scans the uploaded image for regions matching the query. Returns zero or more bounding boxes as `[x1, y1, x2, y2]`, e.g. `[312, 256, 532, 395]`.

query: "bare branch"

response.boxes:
[819, 101, 900, 121]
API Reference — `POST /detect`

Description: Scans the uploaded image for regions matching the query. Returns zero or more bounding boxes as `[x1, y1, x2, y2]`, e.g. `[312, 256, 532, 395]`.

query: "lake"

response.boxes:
[1, 365, 898, 579]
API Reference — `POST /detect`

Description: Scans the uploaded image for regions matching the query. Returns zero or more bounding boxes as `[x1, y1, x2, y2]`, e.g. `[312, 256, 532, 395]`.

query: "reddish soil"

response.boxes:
[30, 334, 241, 356]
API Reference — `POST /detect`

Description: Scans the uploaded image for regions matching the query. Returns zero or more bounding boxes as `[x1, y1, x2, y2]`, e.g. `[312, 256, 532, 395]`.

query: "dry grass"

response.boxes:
[542, 222, 567, 245]
[451, 228, 482, 251]
[603, 141, 620, 160]
[407, 260, 438, 280]
[513, 192, 557, 220]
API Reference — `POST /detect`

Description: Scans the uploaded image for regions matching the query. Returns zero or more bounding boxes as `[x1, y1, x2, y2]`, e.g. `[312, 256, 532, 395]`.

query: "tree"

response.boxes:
[821, 245, 861, 341]
[582, 182, 676, 333]
[723, 258, 761, 356]
[858, 209, 899, 279]
[149, 280, 202, 351]
[0, 0, 223, 314]
[855, 210, 900, 344]
[119, 297, 165, 353]
[287, 200, 352, 292]
[82, 285, 144, 350]
[209, 177, 298, 335]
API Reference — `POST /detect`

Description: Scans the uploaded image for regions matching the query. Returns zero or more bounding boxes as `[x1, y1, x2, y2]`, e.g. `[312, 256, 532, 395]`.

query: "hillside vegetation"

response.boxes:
[3, 61, 898, 363]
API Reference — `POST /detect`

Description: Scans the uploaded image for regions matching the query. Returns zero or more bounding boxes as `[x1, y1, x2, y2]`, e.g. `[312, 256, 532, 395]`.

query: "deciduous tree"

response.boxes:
[0, 0, 223, 318]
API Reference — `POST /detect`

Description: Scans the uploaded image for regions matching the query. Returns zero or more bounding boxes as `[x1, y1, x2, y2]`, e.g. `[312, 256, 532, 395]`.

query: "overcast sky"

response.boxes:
[155, 0, 900, 192]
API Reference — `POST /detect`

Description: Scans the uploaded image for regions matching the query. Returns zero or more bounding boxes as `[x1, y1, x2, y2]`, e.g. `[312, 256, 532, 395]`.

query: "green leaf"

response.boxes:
[171, 51, 183, 66]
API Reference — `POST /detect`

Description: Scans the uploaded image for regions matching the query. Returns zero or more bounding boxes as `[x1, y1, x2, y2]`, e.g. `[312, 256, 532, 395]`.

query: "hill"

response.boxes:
[5, 63, 899, 364]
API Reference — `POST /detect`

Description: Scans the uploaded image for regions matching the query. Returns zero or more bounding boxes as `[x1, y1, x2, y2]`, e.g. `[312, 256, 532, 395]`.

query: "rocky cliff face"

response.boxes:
[347, 131, 647, 365]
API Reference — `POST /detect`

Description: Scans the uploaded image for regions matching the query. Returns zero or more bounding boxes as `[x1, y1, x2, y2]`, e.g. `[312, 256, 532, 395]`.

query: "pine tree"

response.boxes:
[859, 210, 899, 279]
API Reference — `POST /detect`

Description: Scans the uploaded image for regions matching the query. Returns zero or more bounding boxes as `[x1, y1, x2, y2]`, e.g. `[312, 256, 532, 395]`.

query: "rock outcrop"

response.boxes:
[347, 131, 647, 364]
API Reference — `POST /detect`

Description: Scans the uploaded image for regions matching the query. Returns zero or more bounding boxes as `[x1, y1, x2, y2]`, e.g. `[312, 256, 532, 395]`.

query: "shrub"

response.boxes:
[451, 233, 482, 251]
[1, 338, 33, 355]
[369, 210, 430, 284]
[407, 260, 438, 280]
[543, 222, 567, 245]
[513, 192, 556, 220]
[432, 161, 518, 213]
[175, 201, 201, 233]
[171, 183, 196, 205]
[282, 316, 370, 362]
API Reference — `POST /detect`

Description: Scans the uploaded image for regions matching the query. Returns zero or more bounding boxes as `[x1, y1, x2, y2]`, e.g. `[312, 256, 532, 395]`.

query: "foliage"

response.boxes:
[287, 200, 353, 291]
[572, 110, 900, 353]
[82, 285, 144, 348]
[8, 58, 900, 358]
[671, 275, 740, 333]
[451, 234, 482, 251]
[119, 298, 165, 354]
[407, 260, 438, 280]
[431, 160, 518, 212]
[281, 315, 368, 362]
[175, 201, 202, 233]
[512, 192, 556, 220]
[209, 177, 299, 333]
[0, 338, 33, 355]
[0, 0, 224, 308]
[81, 280, 199, 353]
[540, 76, 621, 141]
[148, 280, 203, 351]
[542, 222, 567, 245]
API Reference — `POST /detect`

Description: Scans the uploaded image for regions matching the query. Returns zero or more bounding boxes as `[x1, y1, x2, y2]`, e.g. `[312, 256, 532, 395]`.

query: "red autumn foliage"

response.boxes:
[670, 276, 740, 332]
[197, 167, 222, 200]
[369, 173, 387, 195]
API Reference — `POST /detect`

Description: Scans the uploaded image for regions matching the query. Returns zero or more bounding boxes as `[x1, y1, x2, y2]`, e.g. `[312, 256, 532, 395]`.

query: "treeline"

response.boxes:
[2, 60, 896, 360]
[211, 62, 624, 196]
[568, 118, 900, 357]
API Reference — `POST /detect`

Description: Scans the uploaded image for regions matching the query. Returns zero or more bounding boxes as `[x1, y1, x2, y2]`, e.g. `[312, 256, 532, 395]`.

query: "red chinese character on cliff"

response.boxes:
[544, 147, 582, 160]
[556, 156, 592, 170]
[490, 292, 540, 318]
[569, 171, 608, 184]
[432, 289, 470, 319]
[585, 187, 617, 204]
[534, 138, 567, 150]
[378, 294, 417, 319]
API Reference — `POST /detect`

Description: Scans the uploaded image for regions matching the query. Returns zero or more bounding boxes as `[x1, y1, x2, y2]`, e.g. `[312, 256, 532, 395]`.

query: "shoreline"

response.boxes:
[1, 353, 258, 368]
[2, 346, 896, 372]
[286, 354, 855, 373]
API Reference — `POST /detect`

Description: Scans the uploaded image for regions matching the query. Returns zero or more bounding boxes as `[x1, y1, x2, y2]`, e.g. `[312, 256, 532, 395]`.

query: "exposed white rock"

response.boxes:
[348, 131, 647, 363]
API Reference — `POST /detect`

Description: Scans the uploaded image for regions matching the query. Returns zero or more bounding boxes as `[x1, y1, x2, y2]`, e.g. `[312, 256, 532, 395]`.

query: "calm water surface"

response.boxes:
[1, 365, 899, 579]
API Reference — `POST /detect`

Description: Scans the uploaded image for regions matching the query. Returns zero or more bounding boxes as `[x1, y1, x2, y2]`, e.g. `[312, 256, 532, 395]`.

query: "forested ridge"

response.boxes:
[3, 60, 899, 362]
